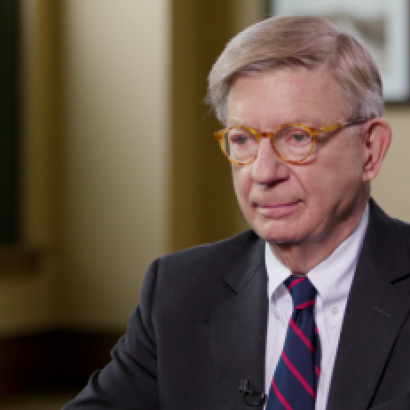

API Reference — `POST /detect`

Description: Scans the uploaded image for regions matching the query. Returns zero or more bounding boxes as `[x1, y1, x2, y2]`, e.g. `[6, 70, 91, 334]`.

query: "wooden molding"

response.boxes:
[0, 328, 122, 396]
[0, 246, 42, 275]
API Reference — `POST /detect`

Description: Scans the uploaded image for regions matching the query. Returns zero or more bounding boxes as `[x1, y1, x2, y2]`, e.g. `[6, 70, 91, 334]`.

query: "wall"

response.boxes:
[56, 0, 170, 329]
[373, 108, 410, 219]
[170, 0, 264, 251]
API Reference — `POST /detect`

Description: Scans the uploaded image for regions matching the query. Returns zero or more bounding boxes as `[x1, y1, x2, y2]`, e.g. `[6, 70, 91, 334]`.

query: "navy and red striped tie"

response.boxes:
[266, 276, 321, 410]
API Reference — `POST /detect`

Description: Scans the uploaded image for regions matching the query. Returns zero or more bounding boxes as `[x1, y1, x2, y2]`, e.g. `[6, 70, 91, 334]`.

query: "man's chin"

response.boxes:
[258, 231, 302, 245]
[252, 221, 302, 244]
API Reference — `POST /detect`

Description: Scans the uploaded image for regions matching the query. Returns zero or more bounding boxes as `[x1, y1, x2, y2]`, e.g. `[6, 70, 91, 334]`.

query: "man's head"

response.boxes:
[207, 16, 383, 126]
[207, 16, 391, 271]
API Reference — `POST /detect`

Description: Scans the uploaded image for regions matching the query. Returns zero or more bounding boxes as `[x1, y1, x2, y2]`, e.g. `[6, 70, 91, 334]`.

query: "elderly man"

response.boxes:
[64, 16, 410, 410]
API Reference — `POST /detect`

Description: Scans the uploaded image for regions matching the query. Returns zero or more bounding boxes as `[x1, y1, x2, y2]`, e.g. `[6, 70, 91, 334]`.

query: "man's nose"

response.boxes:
[251, 137, 289, 185]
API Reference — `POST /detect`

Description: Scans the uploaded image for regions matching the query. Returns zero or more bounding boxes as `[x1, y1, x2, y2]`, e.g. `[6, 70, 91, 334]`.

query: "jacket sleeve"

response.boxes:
[62, 259, 161, 410]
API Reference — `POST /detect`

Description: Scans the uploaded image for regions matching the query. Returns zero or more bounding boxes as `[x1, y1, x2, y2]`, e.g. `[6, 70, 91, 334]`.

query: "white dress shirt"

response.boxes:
[264, 204, 369, 409]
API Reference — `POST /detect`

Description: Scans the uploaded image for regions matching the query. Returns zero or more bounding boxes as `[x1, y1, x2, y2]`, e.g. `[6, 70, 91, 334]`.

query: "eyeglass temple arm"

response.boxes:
[319, 118, 368, 133]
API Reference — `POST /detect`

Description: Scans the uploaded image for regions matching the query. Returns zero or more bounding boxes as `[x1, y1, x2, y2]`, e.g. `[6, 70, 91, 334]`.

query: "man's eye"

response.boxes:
[288, 131, 310, 144]
[230, 134, 251, 145]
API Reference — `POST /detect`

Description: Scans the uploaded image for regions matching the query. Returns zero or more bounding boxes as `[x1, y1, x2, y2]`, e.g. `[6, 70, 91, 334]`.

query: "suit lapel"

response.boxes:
[327, 200, 410, 410]
[209, 237, 268, 408]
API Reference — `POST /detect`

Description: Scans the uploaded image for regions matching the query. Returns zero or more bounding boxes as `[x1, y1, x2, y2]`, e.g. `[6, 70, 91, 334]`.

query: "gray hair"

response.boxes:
[206, 16, 383, 125]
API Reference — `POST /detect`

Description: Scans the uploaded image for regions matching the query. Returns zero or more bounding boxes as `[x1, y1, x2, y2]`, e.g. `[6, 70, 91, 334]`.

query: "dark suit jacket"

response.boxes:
[63, 199, 410, 409]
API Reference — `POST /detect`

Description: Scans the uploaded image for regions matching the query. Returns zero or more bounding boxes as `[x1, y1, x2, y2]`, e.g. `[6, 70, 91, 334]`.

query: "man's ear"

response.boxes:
[362, 118, 392, 182]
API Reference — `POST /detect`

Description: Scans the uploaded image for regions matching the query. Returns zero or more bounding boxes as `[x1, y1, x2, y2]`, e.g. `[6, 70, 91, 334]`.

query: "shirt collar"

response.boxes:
[266, 203, 370, 306]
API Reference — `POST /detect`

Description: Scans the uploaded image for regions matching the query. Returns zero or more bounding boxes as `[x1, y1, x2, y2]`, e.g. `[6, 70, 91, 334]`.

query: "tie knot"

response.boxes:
[284, 276, 317, 310]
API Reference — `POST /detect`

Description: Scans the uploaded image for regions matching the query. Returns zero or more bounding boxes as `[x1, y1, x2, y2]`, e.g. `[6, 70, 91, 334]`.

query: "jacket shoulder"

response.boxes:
[142, 230, 263, 307]
[162, 229, 260, 263]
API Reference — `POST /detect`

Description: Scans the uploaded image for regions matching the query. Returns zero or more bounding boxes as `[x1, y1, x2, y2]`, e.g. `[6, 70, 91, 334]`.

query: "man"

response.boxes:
[63, 16, 410, 409]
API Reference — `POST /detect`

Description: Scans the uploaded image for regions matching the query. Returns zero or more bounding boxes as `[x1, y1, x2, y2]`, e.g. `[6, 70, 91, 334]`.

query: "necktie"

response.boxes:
[266, 276, 321, 410]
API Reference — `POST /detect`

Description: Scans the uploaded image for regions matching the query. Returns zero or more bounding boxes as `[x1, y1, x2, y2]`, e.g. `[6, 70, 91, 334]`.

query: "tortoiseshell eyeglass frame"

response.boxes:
[214, 118, 369, 166]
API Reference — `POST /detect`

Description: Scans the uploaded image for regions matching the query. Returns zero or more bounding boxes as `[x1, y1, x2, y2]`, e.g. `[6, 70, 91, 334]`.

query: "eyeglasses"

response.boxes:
[214, 118, 368, 165]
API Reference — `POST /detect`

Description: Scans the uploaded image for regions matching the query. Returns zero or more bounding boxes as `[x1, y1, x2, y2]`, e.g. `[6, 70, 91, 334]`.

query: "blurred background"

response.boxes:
[1, 0, 410, 407]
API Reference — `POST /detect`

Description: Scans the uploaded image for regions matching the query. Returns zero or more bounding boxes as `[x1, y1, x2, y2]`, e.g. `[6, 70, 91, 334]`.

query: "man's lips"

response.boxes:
[253, 199, 300, 208]
[253, 200, 301, 217]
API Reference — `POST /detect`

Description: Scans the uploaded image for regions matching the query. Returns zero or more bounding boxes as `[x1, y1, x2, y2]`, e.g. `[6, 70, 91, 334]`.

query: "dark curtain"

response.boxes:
[0, 0, 20, 242]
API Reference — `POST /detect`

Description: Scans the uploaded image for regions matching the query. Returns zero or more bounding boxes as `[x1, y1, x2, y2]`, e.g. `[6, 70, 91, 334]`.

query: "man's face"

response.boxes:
[228, 67, 369, 252]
